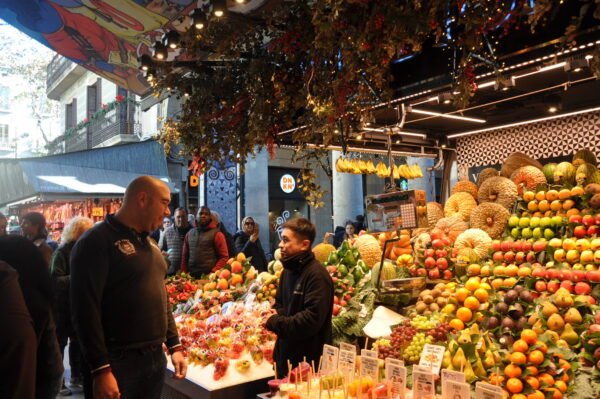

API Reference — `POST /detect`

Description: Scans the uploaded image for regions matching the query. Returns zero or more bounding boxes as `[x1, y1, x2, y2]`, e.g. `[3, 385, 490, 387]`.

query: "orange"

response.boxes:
[558, 189, 572, 200]
[558, 359, 570, 371]
[512, 339, 529, 353]
[527, 390, 545, 399]
[562, 199, 575, 210]
[537, 373, 555, 386]
[545, 190, 559, 201]
[449, 318, 465, 331]
[538, 200, 550, 212]
[554, 381, 567, 393]
[489, 374, 505, 385]
[512, 395, 527, 399]
[559, 373, 569, 383]
[507, 378, 523, 393]
[504, 364, 522, 378]
[527, 201, 539, 212]
[565, 208, 580, 217]
[492, 278, 505, 290]
[528, 350, 544, 365]
[235, 252, 247, 262]
[526, 366, 538, 376]
[523, 191, 535, 202]
[535, 191, 546, 201]
[464, 296, 481, 310]
[526, 376, 540, 390]
[536, 341, 548, 354]
[467, 263, 481, 276]
[456, 307, 473, 322]
[505, 264, 519, 277]
[465, 277, 481, 292]
[493, 265, 506, 276]
[503, 277, 518, 288]
[570, 186, 584, 197]
[520, 329, 538, 345]
[474, 288, 489, 302]
[550, 200, 562, 212]
[510, 352, 527, 365]
[456, 287, 471, 302]
[544, 387, 562, 399]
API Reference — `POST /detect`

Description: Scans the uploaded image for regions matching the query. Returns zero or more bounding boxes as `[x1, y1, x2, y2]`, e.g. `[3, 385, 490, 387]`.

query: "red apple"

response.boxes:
[522, 241, 532, 252]
[436, 258, 449, 270]
[569, 214, 582, 225]
[534, 280, 547, 292]
[435, 249, 448, 258]
[424, 257, 436, 269]
[491, 240, 501, 252]
[586, 270, 600, 282]
[515, 252, 526, 264]
[416, 268, 427, 277]
[526, 252, 536, 263]
[558, 269, 573, 281]
[443, 270, 453, 280]
[431, 239, 444, 249]
[574, 282, 592, 295]
[595, 214, 600, 225]
[587, 225, 600, 236]
[572, 270, 586, 282]
[424, 249, 435, 258]
[547, 280, 560, 293]
[532, 241, 547, 252]
[546, 269, 559, 280]
[559, 280, 574, 292]
[442, 237, 451, 247]
[596, 312, 600, 324]
[582, 214, 595, 227]
[500, 241, 512, 252]
[512, 241, 524, 252]
[429, 230, 443, 240]
[504, 251, 516, 263]
[573, 226, 588, 239]
[532, 267, 545, 278]
[428, 268, 440, 279]
[492, 251, 504, 262]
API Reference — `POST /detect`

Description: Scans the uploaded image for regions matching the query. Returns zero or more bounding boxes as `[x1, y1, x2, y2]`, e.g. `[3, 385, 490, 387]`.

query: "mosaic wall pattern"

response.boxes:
[456, 111, 600, 169]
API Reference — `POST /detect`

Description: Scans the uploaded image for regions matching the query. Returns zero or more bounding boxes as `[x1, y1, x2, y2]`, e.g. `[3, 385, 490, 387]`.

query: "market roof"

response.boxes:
[0, 140, 176, 207]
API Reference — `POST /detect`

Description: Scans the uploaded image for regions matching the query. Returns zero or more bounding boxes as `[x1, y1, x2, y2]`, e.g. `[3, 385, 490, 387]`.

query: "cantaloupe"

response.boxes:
[470, 202, 510, 239]
[444, 192, 477, 222]
[313, 242, 336, 263]
[477, 176, 518, 209]
[510, 166, 547, 195]
[451, 181, 479, 199]
[453, 228, 492, 260]
[477, 168, 499, 187]
[353, 234, 383, 268]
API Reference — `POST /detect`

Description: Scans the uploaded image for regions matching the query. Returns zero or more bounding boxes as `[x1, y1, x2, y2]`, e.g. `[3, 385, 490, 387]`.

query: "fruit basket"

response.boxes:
[380, 277, 426, 296]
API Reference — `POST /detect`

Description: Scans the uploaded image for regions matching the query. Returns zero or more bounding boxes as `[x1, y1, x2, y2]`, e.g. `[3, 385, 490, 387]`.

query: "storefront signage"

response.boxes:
[189, 175, 199, 187]
[92, 207, 104, 217]
[279, 174, 295, 193]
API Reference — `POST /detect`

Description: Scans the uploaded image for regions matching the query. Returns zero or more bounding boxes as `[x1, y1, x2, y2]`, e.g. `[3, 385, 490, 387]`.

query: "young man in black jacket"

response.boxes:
[265, 218, 334, 378]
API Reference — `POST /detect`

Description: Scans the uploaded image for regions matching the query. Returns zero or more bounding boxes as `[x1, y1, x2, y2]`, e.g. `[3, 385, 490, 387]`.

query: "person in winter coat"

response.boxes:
[211, 210, 237, 258]
[50, 216, 94, 396]
[181, 206, 229, 278]
[234, 216, 268, 272]
[161, 208, 192, 275]
[20, 212, 54, 267]
[0, 235, 64, 399]
[265, 218, 334, 379]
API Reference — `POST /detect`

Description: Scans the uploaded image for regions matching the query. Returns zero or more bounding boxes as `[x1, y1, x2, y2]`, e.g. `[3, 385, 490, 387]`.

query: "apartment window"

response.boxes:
[0, 124, 8, 145]
[65, 99, 77, 130]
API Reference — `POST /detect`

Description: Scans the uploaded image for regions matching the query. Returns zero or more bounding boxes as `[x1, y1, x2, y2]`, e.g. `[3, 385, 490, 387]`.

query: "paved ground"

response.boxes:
[56, 343, 84, 399]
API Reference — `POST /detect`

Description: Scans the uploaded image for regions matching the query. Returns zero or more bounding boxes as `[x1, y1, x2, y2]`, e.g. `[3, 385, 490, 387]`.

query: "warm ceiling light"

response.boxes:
[410, 108, 486, 123]
[356, 134, 363, 140]
[212, 0, 227, 17]
[162, 30, 181, 49]
[235, 0, 246, 3]
[138, 54, 152, 71]
[477, 81, 496, 89]
[189, 8, 207, 29]
[548, 106, 558, 113]
[152, 41, 167, 60]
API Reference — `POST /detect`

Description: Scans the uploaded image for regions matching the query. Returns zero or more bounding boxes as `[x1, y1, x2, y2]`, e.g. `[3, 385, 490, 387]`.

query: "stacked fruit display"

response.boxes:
[411, 237, 454, 280]
[411, 282, 456, 316]
[165, 272, 199, 308]
[376, 229, 413, 260]
[484, 285, 536, 338]
[203, 253, 258, 293]
[448, 277, 493, 331]
[582, 310, 600, 370]
[507, 211, 565, 240]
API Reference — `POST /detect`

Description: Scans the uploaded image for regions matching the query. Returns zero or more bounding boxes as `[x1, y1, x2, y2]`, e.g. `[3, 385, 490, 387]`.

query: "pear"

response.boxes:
[452, 348, 467, 369]
[546, 330, 560, 343]
[463, 359, 477, 383]
[564, 308, 583, 324]
[554, 288, 574, 308]
[457, 330, 472, 345]
[448, 340, 459, 355]
[542, 301, 559, 318]
[547, 313, 565, 332]
[442, 350, 452, 368]
[473, 357, 487, 378]
[483, 350, 495, 369]
[560, 323, 579, 346]
[532, 320, 545, 335]
[470, 324, 481, 336]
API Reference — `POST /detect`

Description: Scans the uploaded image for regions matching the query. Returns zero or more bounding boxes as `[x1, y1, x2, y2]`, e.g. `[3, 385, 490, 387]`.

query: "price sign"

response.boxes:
[321, 344, 339, 376]
[92, 207, 104, 217]
[475, 382, 503, 399]
[418, 344, 446, 375]
[441, 369, 466, 389]
[340, 342, 356, 353]
[385, 359, 406, 399]
[359, 355, 380, 383]
[361, 349, 378, 359]
[444, 380, 470, 399]
[338, 349, 356, 380]
[412, 367, 435, 399]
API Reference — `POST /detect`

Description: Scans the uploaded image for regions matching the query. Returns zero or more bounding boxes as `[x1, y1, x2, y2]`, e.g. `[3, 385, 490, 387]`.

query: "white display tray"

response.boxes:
[167, 353, 275, 391]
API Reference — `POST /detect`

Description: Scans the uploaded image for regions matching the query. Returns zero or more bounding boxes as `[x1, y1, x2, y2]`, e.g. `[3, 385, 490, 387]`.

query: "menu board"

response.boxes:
[365, 190, 427, 232]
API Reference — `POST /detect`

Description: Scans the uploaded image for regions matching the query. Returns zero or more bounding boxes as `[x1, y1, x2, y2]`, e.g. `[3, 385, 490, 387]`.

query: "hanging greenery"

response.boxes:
[152, 0, 598, 204]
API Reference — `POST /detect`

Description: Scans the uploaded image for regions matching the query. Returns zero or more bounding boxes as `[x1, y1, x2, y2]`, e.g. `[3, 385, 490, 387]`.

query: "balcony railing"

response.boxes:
[63, 100, 141, 153]
[47, 54, 74, 89]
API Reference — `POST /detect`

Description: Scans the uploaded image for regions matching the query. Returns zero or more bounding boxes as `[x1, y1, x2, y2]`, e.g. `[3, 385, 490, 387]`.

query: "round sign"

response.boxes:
[280, 174, 296, 194]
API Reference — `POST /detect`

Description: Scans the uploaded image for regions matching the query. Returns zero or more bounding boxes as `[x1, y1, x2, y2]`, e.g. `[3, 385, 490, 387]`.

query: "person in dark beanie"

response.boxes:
[20, 212, 54, 267]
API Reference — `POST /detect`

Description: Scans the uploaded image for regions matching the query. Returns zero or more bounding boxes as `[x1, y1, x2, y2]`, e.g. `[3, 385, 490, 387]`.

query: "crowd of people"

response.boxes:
[0, 176, 335, 399]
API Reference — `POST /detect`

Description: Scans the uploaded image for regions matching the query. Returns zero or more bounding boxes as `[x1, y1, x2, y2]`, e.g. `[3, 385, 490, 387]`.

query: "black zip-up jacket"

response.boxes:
[265, 251, 333, 378]
[70, 215, 180, 373]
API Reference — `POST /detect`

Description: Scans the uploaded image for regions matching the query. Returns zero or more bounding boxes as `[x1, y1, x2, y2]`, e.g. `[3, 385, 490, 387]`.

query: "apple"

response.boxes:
[553, 249, 566, 262]
[596, 312, 600, 324]
[512, 241, 524, 252]
[595, 213, 600, 225]
[515, 252, 526, 264]
[587, 225, 600, 236]
[586, 270, 600, 282]
[424, 249, 435, 258]
[522, 241, 532, 252]
[562, 238, 576, 250]
[436, 258, 449, 270]
[491, 240, 501, 252]
[504, 251, 516, 263]
[573, 225, 588, 239]
[428, 268, 440, 280]
[532, 267, 545, 278]
[435, 249, 448, 258]
[558, 269, 573, 281]
[546, 268, 560, 280]
[443, 270, 453, 279]
[544, 228, 555, 240]
[574, 282, 591, 295]
[547, 280, 560, 293]
[569, 214, 583, 224]
[429, 230, 443, 240]
[500, 241, 512, 252]
[416, 268, 427, 277]
[576, 239, 591, 251]
[582, 214, 595, 227]
[534, 280, 547, 292]
[424, 257, 436, 269]
[580, 250, 594, 264]
[492, 251, 504, 262]
[526, 252, 536, 263]
[441, 237, 451, 247]
[591, 238, 600, 251]
[595, 250, 600, 263]
[559, 280, 574, 292]
[572, 270, 586, 282]
[431, 239, 444, 249]
[532, 241, 547, 252]
[548, 238, 563, 249]
[566, 249, 580, 263]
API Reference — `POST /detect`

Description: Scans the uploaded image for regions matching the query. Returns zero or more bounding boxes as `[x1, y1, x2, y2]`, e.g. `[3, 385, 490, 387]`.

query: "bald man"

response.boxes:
[70, 176, 187, 399]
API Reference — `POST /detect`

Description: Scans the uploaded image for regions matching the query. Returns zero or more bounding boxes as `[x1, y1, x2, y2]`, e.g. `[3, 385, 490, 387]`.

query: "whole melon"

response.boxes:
[372, 260, 397, 286]
[353, 234, 383, 268]
[477, 168, 499, 187]
[500, 152, 543, 178]
[553, 162, 577, 186]
[426, 202, 444, 229]
[312, 243, 336, 263]
[573, 149, 597, 168]
[451, 181, 479, 199]
[510, 166, 547, 195]
[575, 163, 598, 187]
[542, 163, 557, 182]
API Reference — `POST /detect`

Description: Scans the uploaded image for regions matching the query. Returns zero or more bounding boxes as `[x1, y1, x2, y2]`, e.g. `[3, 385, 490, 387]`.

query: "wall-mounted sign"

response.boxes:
[92, 207, 104, 217]
[189, 175, 199, 188]
[280, 174, 295, 194]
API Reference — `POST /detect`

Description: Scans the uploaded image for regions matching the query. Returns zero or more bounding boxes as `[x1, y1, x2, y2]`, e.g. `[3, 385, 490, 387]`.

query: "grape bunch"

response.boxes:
[377, 324, 418, 360]
[402, 333, 434, 363]
[410, 314, 445, 330]
[425, 322, 451, 342]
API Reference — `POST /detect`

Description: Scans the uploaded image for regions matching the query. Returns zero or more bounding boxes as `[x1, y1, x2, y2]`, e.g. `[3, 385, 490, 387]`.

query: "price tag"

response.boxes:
[476, 382, 504, 399]
[321, 344, 339, 376]
[360, 355, 380, 383]
[338, 349, 356, 380]
[444, 380, 470, 399]
[475, 382, 503, 393]
[441, 369, 466, 392]
[361, 349, 378, 358]
[418, 344, 446, 375]
[340, 342, 356, 353]
[385, 360, 406, 399]
[412, 367, 435, 399]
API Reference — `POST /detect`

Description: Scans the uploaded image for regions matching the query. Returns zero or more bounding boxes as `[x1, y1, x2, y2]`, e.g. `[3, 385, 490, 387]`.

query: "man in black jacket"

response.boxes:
[265, 218, 334, 378]
[71, 176, 187, 399]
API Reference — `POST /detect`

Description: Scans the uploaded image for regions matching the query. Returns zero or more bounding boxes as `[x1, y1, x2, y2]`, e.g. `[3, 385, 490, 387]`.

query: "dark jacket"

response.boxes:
[50, 241, 75, 334]
[0, 236, 63, 398]
[181, 221, 229, 277]
[161, 225, 192, 275]
[0, 261, 37, 399]
[219, 222, 237, 258]
[233, 230, 268, 272]
[266, 251, 333, 378]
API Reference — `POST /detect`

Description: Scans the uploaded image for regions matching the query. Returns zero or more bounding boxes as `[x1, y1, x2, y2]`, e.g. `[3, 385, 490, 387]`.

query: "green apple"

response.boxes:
[521, 228, 533, 239]
[518, 217, 530, 228]
[551, 216, 563, 227]
[532, 227, 543, 239]
[544, 228, 555, 240]
[508, 215, 520, 228]
[529, 217, 540, 228]
[511, 227, 521, 239]
[540, 217, 552, 228]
